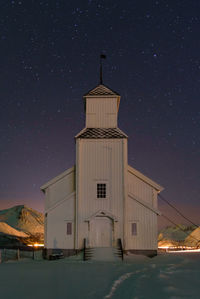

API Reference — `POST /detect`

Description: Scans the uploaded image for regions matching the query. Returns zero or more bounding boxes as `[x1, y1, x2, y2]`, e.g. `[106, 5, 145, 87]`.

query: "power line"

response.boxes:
[158, 194, 200, 244]
[158, 194, 199, 228]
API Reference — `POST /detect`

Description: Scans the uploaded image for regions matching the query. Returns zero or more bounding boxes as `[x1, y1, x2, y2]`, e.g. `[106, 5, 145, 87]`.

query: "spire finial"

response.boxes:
[100, 54, 106, 84]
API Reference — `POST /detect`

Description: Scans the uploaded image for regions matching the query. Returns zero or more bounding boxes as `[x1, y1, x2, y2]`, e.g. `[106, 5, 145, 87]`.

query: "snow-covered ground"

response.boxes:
[1, 253, 200, 299]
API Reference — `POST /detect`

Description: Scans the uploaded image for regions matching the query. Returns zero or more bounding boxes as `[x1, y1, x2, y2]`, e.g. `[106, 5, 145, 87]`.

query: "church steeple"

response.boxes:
[83, 84, 121, 128]
[99, 54, 106, 84]
[84, 84, 119, 97]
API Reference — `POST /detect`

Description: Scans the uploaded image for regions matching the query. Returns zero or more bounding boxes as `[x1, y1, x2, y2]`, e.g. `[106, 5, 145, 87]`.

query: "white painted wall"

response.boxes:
[126, 197, 158, 250]
[127, 168, 156, 206]
[125, 170, 158, 250]
[42, 167, 76, 249]
[86, 97, 118, 128]
[43, 143, 159, 251]
[76, 138, 127, 248]
[42, 84, 162, 252]
[44, 168, 75, 210]
[46, 193, 75, 249]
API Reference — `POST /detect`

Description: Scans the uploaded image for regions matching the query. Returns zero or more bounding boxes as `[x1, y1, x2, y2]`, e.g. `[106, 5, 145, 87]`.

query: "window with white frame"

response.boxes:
[97, 183, 106, 198]
[131, 223, 137, 236]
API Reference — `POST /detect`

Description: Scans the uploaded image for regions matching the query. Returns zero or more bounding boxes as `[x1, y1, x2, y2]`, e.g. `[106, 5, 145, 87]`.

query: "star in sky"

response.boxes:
[0, 1, 199, 227]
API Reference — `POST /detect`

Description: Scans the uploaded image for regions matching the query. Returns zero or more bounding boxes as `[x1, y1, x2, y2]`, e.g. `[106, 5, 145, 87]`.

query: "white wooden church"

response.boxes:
[41, 80, 164, 259]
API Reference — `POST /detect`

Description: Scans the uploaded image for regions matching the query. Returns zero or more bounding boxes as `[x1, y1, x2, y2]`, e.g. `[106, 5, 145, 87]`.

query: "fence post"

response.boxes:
[17, 248, 20, 260]
[4, 248, 6, 262]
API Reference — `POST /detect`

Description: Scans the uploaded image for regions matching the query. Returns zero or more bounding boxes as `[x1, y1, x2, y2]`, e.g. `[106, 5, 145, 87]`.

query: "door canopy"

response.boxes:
[85, 210, 118, 222]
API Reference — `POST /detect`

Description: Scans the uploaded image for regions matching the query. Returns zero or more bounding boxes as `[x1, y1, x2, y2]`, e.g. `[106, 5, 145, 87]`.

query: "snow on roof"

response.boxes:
[128, 165, 164, 192]
[75, 128, 128, 139]
[84, 84, 119, 97]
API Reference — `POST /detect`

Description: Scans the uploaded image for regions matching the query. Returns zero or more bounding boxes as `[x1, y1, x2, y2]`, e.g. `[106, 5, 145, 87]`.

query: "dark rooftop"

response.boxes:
[84, 84, 119, 97]
[76, 128, 127, 139]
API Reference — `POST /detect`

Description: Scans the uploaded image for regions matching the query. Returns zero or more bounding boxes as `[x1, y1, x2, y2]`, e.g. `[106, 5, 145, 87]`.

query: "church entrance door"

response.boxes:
[90, 217, 112, 247]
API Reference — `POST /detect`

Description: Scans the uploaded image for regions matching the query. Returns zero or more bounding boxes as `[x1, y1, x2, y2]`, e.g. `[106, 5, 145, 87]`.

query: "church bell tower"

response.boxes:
[75, 81, 128, 249]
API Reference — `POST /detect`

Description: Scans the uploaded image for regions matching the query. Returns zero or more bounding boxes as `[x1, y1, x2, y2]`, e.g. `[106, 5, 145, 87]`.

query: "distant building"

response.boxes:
[41, 83, 163, 259]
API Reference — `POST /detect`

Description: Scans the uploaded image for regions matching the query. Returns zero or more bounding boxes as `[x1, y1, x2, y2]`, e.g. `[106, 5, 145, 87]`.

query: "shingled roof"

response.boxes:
[76, 128, 127, 139]
[84, 84, 119, 97]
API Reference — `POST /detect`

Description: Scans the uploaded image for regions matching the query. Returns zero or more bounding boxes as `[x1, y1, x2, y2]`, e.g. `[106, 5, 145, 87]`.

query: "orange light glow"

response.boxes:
[158, 245, 199, 251]
[27, 243, 44, 247]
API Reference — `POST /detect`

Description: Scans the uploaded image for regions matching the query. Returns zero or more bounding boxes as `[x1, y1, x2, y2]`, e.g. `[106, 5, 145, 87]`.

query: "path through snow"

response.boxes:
[0, 253, 200, 298]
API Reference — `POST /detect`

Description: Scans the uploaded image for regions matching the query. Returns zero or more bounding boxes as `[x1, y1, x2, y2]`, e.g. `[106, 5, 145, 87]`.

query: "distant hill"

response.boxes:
[0, 205, 44, 247]
[0, 205, 44, 234]
[0, 222, 28, 238]
[184, 227, 200, 247]
[158, 225, 197, 247]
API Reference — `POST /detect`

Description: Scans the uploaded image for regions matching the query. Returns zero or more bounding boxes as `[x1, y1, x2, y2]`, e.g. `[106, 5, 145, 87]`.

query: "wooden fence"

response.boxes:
[0, 248, 43, 262]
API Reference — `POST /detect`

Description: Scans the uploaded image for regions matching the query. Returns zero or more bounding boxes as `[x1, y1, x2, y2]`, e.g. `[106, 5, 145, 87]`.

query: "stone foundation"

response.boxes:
[43, 248, 157, 259]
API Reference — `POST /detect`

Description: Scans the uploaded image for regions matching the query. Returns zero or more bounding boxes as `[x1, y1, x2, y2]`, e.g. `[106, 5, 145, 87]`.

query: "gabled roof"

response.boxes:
[46, 191, 76, 213]
[84, 84, 119, 97]
[128, 165, 164, 192]
[40, 166, 75, 191]
[75, 127, 128, 139]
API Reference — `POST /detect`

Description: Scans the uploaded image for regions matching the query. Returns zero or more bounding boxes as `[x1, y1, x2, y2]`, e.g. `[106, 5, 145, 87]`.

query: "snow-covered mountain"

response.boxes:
[0, 205, 44, 246]
[158, 225, 197, 247]
[184, 226, 200, 247]
[0, 205, 44, 235]
[0, 222, 28, 238]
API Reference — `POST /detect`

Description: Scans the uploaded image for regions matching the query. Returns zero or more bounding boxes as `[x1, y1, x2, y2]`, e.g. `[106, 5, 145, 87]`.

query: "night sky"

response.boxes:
[0, 1, 199, 228]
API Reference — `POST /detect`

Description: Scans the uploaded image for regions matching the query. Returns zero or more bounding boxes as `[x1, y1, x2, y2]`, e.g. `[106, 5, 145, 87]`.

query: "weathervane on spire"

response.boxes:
[100, 54, 106, 84]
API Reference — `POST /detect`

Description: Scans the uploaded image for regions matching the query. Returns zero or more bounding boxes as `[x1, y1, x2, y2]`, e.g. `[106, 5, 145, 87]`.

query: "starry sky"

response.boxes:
[0, 0, 199, 228]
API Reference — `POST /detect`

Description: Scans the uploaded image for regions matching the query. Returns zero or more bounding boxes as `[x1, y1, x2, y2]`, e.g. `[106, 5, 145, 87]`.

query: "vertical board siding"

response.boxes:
[86, 97, 118, 128]
[44, 213, 47, 248]
[47, 170, 75, 209]
[77, 139, 125, 247]
[126, 171, 158, 250]
[126, 198, 157, 249]
[42, 83, 162, 253]
[46, 193, 75, 249]
[152, 188, 158, 209]
[127, 171, 153, 205]
[44, 188, 50, 213]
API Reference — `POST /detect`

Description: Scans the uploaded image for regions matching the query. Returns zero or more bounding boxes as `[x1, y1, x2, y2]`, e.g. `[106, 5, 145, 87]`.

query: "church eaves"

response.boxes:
[84, 84, 119, 97]
[75, 128, 128, 139]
